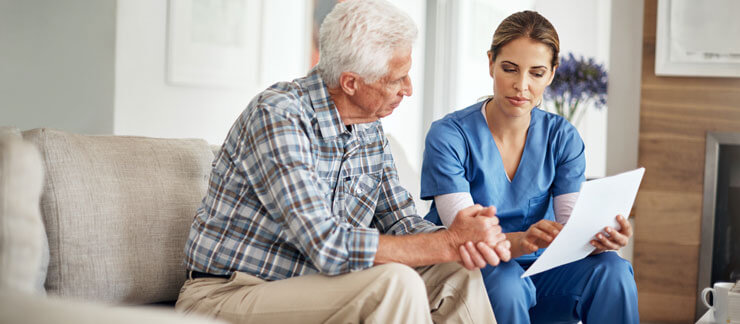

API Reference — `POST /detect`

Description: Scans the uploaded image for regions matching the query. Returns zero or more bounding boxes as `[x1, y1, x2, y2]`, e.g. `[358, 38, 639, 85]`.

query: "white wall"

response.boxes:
[381, 0, 427, 171]
[115, 0, 426, 156]
[453, 0, 535, 110]
[2, 0, 636, 181]
[0, 0, 116, 134]
[606, 0, 643, 175]
[536, 0, 611, 178]
[114, 0, 304, 145]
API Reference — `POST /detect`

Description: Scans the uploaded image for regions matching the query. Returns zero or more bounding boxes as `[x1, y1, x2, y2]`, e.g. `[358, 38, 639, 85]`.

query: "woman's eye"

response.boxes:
[532, 73, 544, 78]
[504, 68, 516, 73]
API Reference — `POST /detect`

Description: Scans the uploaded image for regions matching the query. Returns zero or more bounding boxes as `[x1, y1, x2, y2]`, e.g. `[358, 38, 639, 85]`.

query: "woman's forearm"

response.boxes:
[505, 231, 528, 259]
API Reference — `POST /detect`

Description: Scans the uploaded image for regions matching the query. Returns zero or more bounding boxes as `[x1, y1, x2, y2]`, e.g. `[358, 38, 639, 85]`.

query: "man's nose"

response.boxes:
[401, 76, 413, 97]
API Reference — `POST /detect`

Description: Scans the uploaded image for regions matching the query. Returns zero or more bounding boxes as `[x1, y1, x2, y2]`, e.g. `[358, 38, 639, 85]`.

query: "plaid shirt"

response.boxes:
[184, 69, 441, 281]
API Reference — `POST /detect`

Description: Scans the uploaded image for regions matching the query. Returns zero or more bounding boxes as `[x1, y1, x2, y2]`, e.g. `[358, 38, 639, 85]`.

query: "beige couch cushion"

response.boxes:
[0, 126, 22, 138]
[0, 131, 48, 294]
[0, 290, 225, 324]
[22, 129, 214, 304]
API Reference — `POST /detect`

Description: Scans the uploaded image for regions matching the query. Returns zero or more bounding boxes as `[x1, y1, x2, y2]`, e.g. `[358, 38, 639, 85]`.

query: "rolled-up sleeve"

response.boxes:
[420, 120, 471, 200]
[240, 104, 378, 275]
[552, 124, 586, 196]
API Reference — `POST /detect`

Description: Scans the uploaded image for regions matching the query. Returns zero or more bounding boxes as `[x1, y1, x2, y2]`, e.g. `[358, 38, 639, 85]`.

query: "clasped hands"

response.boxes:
[447, 205, 634, 270]
[446, 205, 511, 270]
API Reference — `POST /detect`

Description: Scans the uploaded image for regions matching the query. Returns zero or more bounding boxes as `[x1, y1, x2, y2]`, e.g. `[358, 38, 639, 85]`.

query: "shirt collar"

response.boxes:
[296, 68, 349, 139]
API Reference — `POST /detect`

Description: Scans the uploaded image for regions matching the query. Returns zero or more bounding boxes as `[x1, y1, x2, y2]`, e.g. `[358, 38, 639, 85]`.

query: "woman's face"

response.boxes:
[488, 37, 556, 118]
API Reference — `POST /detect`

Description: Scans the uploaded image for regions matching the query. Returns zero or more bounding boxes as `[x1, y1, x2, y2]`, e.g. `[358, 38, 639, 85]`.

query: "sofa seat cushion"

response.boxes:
[0, 289, 225, 324]
[22, 129, 214, 304]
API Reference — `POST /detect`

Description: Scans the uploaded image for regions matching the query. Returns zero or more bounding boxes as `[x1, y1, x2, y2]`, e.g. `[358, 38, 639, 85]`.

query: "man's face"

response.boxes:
[350, 46, 413, 121]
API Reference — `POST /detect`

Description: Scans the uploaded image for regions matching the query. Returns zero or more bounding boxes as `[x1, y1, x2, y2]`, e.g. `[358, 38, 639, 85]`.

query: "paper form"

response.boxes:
[521, 168, 645, 278]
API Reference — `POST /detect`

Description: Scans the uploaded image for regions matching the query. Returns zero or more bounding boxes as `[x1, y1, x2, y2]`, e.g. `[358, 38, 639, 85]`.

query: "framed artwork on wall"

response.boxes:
[655, 0, 740, 78]
[166, 0, 262, 88]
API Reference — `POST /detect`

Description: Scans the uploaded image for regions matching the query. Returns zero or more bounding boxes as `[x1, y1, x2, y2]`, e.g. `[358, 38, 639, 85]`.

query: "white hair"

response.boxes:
[317, 0, 418, 88]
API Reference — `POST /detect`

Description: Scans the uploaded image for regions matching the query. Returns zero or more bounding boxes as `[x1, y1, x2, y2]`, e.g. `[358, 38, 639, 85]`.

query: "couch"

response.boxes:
[0, 126, 428, 323]
[0, 126, 224, 323]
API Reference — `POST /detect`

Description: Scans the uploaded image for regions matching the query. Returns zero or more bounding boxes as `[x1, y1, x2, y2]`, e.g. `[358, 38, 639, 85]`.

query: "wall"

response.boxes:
[535, 0, 611, 178]
[114, 0, 308, 145]
[379, 0, 426, 171]
[114, 0, 427, 169]
[606, 0, 643, 175]
[634, 0, 740, 322]
[0, 0, 116, 134]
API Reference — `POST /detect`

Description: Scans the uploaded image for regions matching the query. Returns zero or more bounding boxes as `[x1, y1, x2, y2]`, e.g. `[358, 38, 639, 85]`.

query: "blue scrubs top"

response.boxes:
[421, 101, 586, 261]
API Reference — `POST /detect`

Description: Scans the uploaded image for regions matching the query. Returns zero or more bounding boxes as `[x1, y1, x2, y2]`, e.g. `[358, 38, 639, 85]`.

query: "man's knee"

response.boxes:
[374, 263, 427, 299]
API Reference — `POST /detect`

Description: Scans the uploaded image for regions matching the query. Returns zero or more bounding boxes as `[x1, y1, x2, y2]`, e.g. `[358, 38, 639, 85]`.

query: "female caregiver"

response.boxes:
[420, 10, 639, 324]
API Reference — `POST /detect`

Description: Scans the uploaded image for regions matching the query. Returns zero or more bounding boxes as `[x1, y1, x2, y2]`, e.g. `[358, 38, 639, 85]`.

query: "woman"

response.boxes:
[420, 11, 639, 324]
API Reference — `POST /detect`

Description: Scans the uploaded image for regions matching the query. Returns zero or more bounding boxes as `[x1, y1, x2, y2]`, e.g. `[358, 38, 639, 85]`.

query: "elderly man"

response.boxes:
[176, 1, 510, 323]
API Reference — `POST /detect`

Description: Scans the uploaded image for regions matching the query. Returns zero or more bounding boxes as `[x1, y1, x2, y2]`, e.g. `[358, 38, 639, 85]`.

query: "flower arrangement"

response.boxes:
[544, 53, 608, 125]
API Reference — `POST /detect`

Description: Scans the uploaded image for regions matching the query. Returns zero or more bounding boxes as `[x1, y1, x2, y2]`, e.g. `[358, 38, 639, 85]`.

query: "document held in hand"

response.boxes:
[521, 167, 645, 278]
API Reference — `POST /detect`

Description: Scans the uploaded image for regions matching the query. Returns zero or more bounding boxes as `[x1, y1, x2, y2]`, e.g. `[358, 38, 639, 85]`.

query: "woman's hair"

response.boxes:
[489, 10, 559, 68]
[317, 0, 417, 88]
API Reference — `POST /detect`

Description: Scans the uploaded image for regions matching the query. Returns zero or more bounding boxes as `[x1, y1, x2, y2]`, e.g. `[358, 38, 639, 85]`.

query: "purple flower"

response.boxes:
[544, 53, 608, 124]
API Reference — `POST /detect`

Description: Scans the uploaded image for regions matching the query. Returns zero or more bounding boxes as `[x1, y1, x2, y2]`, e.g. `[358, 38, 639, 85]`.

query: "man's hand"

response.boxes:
[590, 214, 632, 253]
[446, 205, 511, 270]
[457, 239, 512, 270]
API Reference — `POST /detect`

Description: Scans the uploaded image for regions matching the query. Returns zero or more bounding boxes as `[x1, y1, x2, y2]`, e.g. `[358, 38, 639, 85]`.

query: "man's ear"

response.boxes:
[338, 72, 359, 96]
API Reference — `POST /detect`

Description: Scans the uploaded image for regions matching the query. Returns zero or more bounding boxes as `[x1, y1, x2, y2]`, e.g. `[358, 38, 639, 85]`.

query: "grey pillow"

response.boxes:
[0, 133, 48, 295]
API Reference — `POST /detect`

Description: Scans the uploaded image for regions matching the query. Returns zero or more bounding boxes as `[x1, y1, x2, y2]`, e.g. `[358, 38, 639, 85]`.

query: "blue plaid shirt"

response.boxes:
[184, 69, 441, 281]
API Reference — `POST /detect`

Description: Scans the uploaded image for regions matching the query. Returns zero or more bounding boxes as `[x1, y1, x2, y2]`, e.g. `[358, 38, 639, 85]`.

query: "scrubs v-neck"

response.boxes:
[420, 101, 585, 261]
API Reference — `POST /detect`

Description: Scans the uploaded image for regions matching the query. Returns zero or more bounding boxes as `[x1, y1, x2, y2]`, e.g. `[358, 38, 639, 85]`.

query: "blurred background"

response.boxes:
[0, 0, 641, 180]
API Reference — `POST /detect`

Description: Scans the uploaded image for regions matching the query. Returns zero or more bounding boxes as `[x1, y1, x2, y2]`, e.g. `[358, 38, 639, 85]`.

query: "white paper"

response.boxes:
[521, 168, 645, 278]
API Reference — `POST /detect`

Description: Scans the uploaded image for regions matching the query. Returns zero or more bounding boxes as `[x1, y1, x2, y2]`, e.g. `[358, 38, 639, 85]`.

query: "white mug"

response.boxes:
[702, 282, 734, 322]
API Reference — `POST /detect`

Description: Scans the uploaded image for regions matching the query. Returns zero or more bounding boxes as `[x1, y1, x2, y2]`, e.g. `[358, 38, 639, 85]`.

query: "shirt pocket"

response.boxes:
[524, 193, 551, 228]
[339, 172, 381, 226]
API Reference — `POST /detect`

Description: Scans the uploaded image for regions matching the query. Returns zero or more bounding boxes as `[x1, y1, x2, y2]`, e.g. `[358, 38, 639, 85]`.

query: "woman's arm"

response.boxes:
[504, 220, 562, 259]
[554, 191, 634, 254]
[375, 205, 510, 268]
[434, 192, 475, 227]
[433, 194, 513, 269]
[435, 192, 563, 260]
[553, 192, 579, 224]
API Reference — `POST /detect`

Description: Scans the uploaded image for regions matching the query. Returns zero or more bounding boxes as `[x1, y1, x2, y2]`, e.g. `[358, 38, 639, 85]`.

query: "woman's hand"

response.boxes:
[508, 220, 563, 259]
[590, 214, 632, 253]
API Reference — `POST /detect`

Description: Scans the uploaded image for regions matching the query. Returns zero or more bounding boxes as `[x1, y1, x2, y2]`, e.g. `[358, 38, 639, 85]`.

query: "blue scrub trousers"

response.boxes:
[481, 251, 639, 324]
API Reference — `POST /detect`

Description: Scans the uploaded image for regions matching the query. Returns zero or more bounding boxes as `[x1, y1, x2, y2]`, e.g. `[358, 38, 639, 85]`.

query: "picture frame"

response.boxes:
[655, 0, 740, 78]
[166, 0, 263, 88]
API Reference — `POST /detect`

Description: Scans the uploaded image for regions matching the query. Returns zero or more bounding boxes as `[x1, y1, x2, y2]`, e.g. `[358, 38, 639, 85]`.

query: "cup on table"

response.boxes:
[701, 281, 734, 323]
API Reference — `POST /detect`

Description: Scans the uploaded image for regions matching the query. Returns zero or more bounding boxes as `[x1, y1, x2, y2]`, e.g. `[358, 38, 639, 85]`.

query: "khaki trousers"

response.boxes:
[175, 262, 495, 324]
